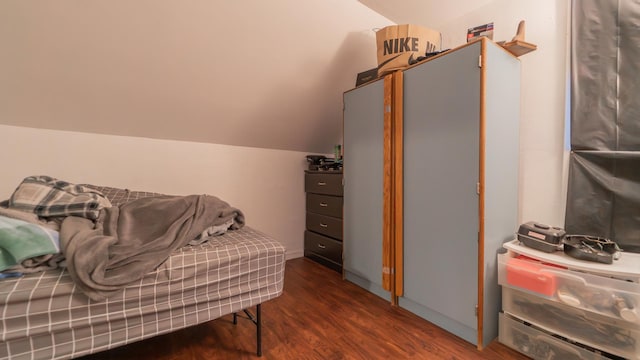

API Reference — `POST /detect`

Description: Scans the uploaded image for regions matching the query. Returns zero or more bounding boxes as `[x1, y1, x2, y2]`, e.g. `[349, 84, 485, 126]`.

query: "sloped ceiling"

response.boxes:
[358, 0, 495, 28]
[0, 1, 393, 153]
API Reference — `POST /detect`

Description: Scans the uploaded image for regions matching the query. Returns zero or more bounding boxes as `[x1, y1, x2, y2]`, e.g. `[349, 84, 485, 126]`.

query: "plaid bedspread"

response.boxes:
[8, 176, 111, 220]
[0, 183, 286, 360]
[0, 226, 286, 360]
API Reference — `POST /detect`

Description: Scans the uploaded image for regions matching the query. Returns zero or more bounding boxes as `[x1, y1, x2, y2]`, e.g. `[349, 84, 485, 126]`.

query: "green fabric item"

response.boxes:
[0, 215, 60, 271]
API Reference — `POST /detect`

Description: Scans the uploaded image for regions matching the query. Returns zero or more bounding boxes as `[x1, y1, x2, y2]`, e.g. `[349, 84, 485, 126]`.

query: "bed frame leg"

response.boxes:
[256, 304, 262, 357]
[232, 304, 262, 357]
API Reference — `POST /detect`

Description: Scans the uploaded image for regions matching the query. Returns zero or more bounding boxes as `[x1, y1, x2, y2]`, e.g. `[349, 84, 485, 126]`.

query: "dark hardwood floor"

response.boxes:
[81, 258, 527, 359]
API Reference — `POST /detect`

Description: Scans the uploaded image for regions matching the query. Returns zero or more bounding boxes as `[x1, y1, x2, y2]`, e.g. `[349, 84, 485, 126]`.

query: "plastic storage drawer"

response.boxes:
[499, 312, 610, 360]
[502, 286, 640, 359]
[498, 252, 640, 325]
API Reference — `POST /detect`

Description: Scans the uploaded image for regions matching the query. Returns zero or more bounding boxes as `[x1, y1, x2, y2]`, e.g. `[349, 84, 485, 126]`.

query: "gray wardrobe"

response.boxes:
[343, 38, 520, 348]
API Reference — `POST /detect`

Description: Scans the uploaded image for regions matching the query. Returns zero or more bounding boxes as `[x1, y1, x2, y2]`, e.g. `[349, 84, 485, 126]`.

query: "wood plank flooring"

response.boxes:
[81, 258, 527, 359]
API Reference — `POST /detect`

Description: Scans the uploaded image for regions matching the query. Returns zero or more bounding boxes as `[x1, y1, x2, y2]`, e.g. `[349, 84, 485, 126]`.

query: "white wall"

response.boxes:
[433, 0, 571, 227]
[0, 124, 308, 260]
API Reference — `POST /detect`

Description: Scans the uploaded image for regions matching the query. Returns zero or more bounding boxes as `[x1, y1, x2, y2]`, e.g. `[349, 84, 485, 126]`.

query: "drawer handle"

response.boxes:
[319, 202, 328, 207]
[317, 243, 326, 249]
[319, 223, 328, 228]
[317, 181, 326, 186]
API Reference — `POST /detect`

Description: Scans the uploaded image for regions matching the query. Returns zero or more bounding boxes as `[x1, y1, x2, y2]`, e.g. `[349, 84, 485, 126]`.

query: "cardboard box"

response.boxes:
[376, 24, 441, 76]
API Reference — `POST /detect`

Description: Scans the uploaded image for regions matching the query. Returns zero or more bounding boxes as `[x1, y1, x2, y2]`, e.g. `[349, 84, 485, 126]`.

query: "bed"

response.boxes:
[0, 179, 286, 360]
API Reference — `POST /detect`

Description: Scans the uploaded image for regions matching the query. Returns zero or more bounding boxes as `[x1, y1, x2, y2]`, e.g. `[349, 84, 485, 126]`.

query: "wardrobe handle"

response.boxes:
[319, 202, 328, 207]
[317, 243, 326, 249]
[319, 223, 328, 228]
[317, 181, 326, 186]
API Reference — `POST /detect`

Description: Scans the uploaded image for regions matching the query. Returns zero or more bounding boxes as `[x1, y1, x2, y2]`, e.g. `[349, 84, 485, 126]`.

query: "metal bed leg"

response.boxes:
[232, 304, 262, 357]
[256, 304, 262, 357]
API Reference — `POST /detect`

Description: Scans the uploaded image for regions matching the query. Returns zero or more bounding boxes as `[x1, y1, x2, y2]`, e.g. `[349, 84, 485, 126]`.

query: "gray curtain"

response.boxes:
[566, 0, 640, 252]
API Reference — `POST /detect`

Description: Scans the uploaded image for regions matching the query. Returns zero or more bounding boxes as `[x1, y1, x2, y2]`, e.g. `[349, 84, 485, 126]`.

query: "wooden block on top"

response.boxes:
[500, 40, 537, 57]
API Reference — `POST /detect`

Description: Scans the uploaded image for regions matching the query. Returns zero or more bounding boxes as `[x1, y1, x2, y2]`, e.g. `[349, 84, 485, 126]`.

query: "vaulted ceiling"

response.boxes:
[0, 1, 393, 154]
[0, 0, 494, 154]
[358, 0, 495, 28]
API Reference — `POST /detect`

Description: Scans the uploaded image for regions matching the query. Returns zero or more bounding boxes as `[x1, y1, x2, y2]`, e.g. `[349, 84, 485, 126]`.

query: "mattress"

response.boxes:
[0, 185, 286, 360]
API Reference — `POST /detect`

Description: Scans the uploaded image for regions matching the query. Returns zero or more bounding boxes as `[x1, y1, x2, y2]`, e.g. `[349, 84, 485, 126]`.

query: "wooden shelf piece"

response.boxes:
[500, 40, 537, 57]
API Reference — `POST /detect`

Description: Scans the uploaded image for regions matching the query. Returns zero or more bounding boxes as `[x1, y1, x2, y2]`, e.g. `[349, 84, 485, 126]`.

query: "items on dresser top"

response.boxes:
[563, 234, 622, 264]
[516, 221, 622, 264]
[306, 154, 342, 172]
[517, 221, 566, 253]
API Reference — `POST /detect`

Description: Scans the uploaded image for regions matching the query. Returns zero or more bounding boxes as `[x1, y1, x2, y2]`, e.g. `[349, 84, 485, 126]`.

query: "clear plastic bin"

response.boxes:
[502, 286, 640, 359]
[498, 252, 640, 324]
[499, 312, 610, 360]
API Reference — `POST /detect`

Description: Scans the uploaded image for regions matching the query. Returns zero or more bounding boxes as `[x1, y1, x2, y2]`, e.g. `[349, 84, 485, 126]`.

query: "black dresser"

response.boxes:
[304, 170, 343, 272]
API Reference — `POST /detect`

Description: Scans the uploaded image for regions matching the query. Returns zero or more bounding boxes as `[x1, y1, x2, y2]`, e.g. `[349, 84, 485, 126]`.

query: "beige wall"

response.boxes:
[0, 124, 308, 259]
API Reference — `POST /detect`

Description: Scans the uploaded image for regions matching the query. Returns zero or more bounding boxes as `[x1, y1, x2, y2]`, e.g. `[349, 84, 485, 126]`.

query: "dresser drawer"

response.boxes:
[305, 172, 343, 196]
[306, 193, 343, 218]
[304, 231, 342, 264]
[306, 212, 342, 240]
[503, 287, 640, 359]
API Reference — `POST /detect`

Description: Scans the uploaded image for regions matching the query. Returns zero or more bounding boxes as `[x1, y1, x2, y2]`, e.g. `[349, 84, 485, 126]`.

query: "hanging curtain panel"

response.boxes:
[565, 151, 640, 252]
[570, 0, 618, 151]
[566, 0, 640, 251]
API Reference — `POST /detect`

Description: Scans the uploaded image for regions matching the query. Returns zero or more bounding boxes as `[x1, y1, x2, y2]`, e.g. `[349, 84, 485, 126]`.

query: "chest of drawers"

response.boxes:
[304, 171, 343, 272]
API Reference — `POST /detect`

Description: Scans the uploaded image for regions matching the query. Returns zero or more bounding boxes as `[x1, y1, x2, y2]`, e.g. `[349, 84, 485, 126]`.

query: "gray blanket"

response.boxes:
[60, 194, 244, 301]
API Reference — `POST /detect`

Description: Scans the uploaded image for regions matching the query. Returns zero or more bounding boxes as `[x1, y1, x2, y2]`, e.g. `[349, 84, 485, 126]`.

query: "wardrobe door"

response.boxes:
[343, 79, 390, 300]
[399, 42, 482, 345]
